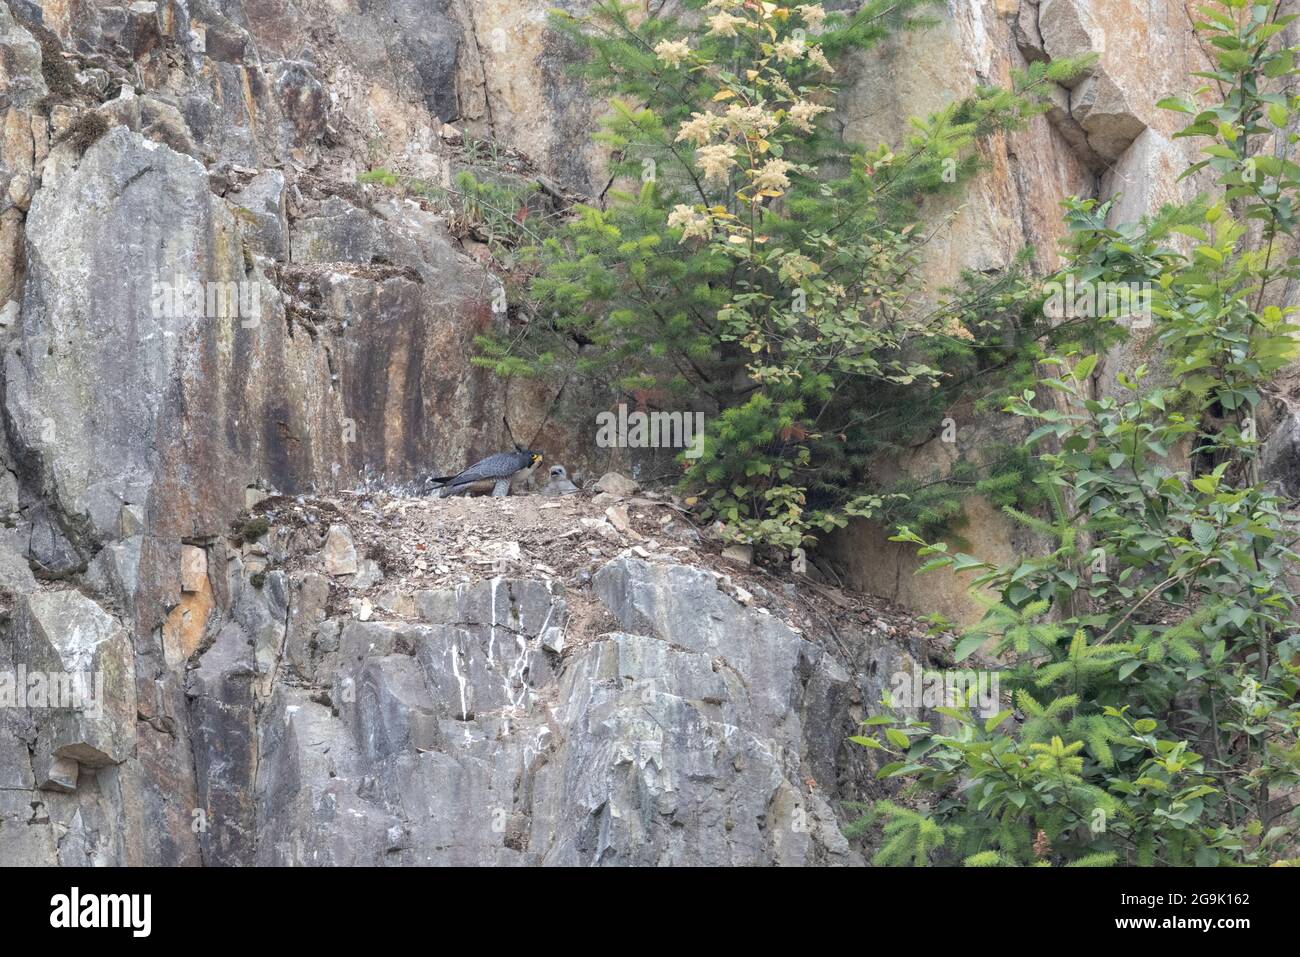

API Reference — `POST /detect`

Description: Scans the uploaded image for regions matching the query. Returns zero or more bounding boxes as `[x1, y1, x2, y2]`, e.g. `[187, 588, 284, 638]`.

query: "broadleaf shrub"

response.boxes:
[859, 0, 1300, 867]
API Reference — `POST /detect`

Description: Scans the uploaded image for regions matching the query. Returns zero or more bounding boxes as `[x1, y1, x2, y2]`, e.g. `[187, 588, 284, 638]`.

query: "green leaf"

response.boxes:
[953, 633, 987, 662]
[1073, 354, 1098, 381]
[984, 709, 1013, 733]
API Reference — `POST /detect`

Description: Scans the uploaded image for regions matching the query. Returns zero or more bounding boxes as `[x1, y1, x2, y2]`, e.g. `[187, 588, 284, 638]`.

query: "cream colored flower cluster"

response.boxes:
[675, 95, 827, 190]
[657, 3, 836, 243]
[654, 4, 832, 68]
[667, 204, 713, 241]
[787, 99, 831, 132]
[696, 144, 739, 184]
[796, 4, 827, 28]
[707, 10, 745, 37]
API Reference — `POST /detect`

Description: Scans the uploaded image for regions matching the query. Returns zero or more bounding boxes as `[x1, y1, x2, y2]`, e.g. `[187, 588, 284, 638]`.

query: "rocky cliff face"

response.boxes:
[0, 0, 606, 865]
[830, 0, 1300, 623]
[4, 482, 936, 865]
[0, 0, 1294, 865]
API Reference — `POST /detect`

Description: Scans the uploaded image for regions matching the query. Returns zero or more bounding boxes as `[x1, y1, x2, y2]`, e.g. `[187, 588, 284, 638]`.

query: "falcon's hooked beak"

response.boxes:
[531, 452, 543, 465]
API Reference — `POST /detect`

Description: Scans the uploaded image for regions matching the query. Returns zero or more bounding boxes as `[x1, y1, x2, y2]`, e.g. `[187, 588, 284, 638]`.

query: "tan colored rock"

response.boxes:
[604, 503, 644, 542]
[830, 495, 1023, 629]
[30, 112, 47, 171]
[451, 0, 606, 192]
[594, 472, 638, 497]
[2, 106, 35, 176]
[0, 208, 22, 305]
[604, 503, 630, 533]
[163, 563, 215, 667]
[1101, 128, 1190, 228]
[323, 524, 359, 576]
[722, 544, 753, 566]
[377, 589, 417, 618]
[581, 516, 621, 542]
[827, 0, 1216, 623]
[1071, 71, 1148, 161]
[180, 545, 207, 593]
[7, 169, 30, 209]
[1038, 0, 1103, 70]
[1039, 0, 1211, 163]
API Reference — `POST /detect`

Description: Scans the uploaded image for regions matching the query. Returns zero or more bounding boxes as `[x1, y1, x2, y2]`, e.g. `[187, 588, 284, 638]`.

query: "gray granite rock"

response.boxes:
[238, 556, 866, 865]
[11, 590, 137, 769]
[0, 5, 47, 111]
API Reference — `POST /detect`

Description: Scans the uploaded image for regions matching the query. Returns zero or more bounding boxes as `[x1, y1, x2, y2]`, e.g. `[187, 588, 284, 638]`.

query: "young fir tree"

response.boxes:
[861, 0, 1300, 867]
[475, 0, 1089, 549]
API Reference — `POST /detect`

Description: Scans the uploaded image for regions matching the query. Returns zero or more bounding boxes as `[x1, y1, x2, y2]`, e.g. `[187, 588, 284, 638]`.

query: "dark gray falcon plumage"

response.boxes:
[431, 449, 543, 498]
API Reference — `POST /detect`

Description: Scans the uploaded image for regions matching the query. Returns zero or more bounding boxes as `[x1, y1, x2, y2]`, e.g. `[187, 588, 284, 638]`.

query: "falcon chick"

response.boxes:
[541, 464, 579, 497]
[432, 449, 543, 498]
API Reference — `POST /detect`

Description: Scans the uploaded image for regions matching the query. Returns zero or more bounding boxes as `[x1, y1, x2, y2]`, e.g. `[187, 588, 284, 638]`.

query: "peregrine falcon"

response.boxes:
[541, 465, 579, 497]
[431, 449, 543, 498]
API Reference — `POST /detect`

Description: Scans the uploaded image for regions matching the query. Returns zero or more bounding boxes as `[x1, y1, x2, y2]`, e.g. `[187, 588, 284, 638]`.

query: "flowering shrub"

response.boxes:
[477, 0, 1084, 549]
